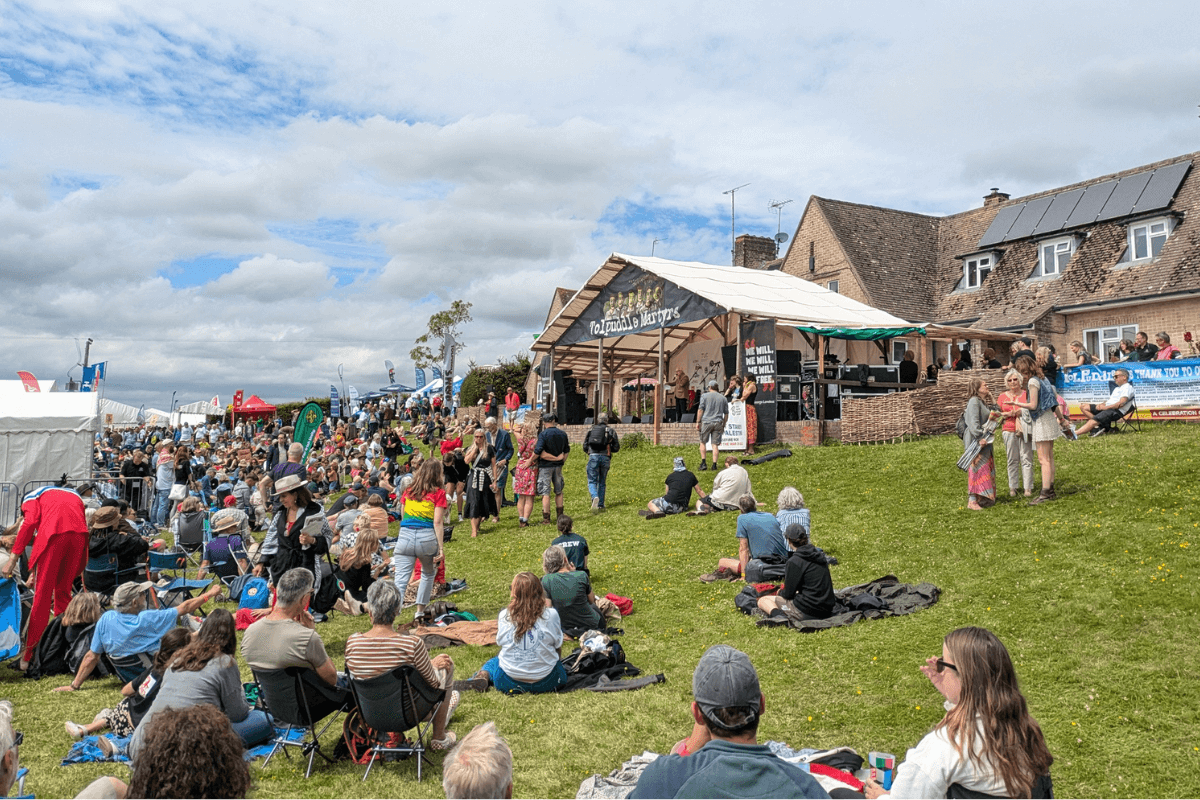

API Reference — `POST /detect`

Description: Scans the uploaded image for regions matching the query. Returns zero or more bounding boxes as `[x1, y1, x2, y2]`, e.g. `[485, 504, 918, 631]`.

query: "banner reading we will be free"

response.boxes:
[1059, 357, 1200, 420]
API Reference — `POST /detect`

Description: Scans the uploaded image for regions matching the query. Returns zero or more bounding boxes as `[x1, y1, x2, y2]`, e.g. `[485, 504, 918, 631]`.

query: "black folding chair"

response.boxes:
[1118, 402, 1142, 433]
[253, 667, 349, 778]
[348, 664, 446, 782]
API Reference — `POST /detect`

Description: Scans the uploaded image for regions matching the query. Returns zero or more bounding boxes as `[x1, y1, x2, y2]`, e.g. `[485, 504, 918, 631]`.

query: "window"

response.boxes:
[1084, 325, 1138, 364]
[963, 254, 993, 289]
[1127, 218, 1170, 262]
[1035, 237, 1074, 278]
[826, 280, 839, 293]
[891, 340, 909, 364]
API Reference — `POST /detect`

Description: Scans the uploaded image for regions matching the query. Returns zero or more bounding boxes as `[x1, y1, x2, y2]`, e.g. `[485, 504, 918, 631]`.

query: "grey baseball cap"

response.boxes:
[692, 645, 761, 724]
[783, 522, 808, 541]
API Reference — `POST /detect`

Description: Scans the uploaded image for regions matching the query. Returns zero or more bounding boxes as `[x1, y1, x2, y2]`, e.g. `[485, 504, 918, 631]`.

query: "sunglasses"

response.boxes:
[935, 658, 957, 673]
[10, 731, 22, 750]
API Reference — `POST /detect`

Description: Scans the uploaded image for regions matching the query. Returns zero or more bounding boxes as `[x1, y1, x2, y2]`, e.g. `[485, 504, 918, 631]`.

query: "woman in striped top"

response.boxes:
[345, 581, 459, 750]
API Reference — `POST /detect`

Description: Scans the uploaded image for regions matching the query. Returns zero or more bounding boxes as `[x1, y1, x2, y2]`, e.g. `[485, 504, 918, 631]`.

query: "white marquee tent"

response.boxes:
[0, 391, 99, 524]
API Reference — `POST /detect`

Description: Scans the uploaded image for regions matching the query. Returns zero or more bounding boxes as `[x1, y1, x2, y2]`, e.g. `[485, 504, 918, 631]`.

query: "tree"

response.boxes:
[410, 300, 473, 369]
[460, 353, 532, 408]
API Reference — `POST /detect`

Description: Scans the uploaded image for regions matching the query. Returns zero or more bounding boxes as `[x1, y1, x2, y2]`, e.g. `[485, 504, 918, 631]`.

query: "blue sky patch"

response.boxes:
[266, 218, 390, 268]
[164, 253, 250, 288]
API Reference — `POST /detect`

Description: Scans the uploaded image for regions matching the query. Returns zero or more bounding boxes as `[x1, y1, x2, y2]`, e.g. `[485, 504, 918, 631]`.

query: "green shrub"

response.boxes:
[621, 431, 650, 449]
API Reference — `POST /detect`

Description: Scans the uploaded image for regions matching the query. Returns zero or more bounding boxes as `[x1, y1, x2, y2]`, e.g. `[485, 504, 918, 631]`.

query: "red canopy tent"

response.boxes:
[232, 394, 277, 422]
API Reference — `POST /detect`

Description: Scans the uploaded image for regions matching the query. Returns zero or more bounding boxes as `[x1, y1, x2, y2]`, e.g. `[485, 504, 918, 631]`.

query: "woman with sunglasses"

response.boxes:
[997, 369, 1034, 498]
[864, 627, 1054, 799]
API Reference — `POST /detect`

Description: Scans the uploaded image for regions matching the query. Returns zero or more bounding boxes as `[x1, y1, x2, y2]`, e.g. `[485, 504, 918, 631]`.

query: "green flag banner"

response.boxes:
[294, 402, 325, 462]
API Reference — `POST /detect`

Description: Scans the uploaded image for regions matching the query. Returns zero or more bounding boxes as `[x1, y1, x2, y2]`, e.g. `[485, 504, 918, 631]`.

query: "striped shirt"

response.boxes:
[345, 632, 442, 687]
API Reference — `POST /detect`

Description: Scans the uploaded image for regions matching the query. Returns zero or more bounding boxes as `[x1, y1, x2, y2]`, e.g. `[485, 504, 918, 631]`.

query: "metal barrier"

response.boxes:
[18, 476, 156, 520]
[0, 483, 19, 529]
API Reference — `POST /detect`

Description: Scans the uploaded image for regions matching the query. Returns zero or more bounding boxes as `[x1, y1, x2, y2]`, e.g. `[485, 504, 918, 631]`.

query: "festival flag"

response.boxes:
[348, 385, 359, 415]
[432, 366, 443, 382]
[137, 405, 146, 424]
[16, 371, 39, 392]
[79, 366, 95, 392]
[233, 390, 244, 409]
[93, 362, 107, 380]
[294, 402, 324, 461]
[330, 385, 341, 419]
[415, 368, 426, 389]
[442, 332, 456, 406]
[385, 360, 395, 383]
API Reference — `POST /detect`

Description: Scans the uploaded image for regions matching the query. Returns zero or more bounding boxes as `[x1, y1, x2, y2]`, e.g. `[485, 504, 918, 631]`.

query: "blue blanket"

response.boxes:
[244, 727, 306, 762]
[63, 727, 307, 765]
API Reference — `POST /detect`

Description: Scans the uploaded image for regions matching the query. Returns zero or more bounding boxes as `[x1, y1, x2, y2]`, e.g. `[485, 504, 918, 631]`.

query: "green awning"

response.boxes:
[794, 325, 926, 341]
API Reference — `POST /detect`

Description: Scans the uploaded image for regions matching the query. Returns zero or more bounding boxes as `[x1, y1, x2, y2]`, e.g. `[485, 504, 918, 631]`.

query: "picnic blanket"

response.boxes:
[406, 619, 499, 648]
[751, 574, 940, 632]
[244, 726, 306, 761]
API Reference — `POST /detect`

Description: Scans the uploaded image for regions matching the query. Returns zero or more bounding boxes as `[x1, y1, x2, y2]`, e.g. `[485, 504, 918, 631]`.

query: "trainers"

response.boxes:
[96, 736, 118, 759]
[65, 721, 87, 740]
[453, 676, 491, 693]
[698, 461, 708, 471]
[718, 567, 739, 582]
[591, 496, 600, 511]
[1090, 428, 1106, 438]
[699, 571, 722, 583]
[644, 512, 666, 520]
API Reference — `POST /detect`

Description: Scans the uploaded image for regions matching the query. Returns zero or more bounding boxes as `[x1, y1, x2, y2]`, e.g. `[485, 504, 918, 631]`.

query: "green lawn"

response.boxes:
[11, 425, 1200, 799]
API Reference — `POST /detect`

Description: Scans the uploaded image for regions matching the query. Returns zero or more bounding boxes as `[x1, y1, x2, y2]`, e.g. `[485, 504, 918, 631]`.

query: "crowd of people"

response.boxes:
[0, 382, 1079, 799]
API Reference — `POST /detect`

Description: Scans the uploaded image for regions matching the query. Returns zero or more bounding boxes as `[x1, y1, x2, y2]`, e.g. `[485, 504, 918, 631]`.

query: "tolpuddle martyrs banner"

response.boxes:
[1059, 357, 1200, 420]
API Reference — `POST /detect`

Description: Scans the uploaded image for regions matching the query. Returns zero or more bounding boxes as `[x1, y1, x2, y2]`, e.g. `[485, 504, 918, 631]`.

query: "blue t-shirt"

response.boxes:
[736, 512, 789, 561]
[91, 608, 180, 658]
[630, 740, 829, 799]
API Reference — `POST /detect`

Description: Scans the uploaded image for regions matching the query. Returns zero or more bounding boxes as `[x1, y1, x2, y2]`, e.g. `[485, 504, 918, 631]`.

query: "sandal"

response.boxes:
[430, 730, 457, 751]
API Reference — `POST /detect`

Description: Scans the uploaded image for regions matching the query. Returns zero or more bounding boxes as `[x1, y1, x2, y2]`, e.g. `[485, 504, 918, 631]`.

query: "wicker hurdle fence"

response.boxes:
[840, 370, 1012, 444]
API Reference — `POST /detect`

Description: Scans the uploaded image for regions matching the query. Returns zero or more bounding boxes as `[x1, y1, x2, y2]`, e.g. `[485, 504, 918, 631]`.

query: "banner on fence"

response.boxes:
[1059, 357, 1200, 419]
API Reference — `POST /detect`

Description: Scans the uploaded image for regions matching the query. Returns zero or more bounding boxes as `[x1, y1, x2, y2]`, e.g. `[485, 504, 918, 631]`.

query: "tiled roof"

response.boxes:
[813, 198, 940, 323]
[803, 151, 1200, 330]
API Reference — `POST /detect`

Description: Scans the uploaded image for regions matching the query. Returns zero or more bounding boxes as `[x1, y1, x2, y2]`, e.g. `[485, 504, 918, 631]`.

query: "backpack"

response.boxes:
[337, 707, 407, 764]
[312, 555, 346, 614]
[1031, 377, 1058, 420]
[744, 558, 787, 583]
[955, 413, 968, 439]
[584, 425, 610, 454]
[237, 577, 271, 609]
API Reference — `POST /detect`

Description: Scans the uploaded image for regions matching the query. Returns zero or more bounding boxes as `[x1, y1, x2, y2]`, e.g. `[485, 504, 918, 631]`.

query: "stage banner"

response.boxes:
[739, 319, 778, 442]
[1059, 357, 1200, 419]
[415, 368, 426, 389]
[294, 402, 324, 461]
[557, 263, 726, 347]
[330, 386, 341, 419]
[721, 400, 748, 451]
[79, 366, 95, 392]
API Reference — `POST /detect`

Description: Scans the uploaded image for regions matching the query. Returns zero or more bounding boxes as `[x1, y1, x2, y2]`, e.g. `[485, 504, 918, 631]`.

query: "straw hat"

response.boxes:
[272, 474, 309, 495]
[212, 514, 241, 533]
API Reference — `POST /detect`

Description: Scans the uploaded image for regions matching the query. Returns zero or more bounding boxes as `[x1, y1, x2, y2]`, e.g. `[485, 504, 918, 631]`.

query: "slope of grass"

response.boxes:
[9, 425, 1200, 798]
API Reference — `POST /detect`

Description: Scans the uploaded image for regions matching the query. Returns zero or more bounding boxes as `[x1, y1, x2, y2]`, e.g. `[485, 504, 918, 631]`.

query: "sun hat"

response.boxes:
[212, 514, 241, 532]
[91, 506, 121, 528]
[272, 474, 309, 495]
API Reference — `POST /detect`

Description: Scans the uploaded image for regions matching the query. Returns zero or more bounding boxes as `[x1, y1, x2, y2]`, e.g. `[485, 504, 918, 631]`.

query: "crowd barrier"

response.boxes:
[18, 476, 156, 519]
[0, 483, 19, 529]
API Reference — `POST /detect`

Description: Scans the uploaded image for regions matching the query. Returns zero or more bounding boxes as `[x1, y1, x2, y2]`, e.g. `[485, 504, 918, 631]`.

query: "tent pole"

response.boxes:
[817, 335, 826, 440]
[654, 327, 664, 445]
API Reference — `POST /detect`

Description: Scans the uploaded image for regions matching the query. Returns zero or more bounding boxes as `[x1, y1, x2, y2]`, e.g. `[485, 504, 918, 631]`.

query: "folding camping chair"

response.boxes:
[82, 552, 147, 601]
[347, 664, 445, 782]
[147, 550, 212, 612]
[253, 667, 350, 778]
[1118, 402, 1142, 434]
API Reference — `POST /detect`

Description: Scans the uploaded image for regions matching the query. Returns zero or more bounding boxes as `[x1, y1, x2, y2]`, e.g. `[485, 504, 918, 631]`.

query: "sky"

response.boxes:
[2, 0, 1198, 411]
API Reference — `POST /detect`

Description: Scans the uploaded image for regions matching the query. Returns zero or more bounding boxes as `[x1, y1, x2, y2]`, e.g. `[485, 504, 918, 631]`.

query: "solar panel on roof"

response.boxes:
[1063, 179, 1117, 228]
[1133, 160, 1191, 214]
[1004, 195, 1054, 240]
[1096, 171, 1152, 222]
[977, 204, 1024, 248]
[1032, 188, 1084, 235]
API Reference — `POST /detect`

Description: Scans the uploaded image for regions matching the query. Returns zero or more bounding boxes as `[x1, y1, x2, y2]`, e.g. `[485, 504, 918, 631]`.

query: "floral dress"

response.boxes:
[513, 436, 537, 496]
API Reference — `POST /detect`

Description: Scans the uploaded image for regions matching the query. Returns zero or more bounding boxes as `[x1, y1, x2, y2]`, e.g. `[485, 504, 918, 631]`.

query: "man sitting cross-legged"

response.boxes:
[699, 494, 789, 583]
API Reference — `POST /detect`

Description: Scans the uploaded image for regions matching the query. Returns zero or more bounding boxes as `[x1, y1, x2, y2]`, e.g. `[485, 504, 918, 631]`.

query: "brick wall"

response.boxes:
[1058, 297, 1200, 360]
[779, 203, 873, 306]
[734, 235, 778, 270]
[558, 420, 839, 448]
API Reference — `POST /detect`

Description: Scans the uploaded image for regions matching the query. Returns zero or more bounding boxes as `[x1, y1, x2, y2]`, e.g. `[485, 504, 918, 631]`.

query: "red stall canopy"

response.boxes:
[234, 395, 277, 420]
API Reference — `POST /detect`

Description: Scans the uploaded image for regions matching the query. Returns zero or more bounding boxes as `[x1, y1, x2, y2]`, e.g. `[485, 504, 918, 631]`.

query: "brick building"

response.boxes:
[780, 151, 1199, 365]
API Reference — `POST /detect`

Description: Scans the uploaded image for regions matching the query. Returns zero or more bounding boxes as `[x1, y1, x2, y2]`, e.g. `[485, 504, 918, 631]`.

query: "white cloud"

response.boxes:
[2, 1, 1198, 409]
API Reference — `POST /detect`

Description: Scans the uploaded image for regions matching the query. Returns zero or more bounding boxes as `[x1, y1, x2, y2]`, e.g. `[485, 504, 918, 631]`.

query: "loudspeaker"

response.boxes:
[721, 346, 737, 380]
[777, 350, 801, 375]
[680, 413, 696, 423]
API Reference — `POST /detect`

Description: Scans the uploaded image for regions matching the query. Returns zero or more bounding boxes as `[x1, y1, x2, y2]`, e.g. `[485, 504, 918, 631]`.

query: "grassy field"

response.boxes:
[9, 424, 1200, 799]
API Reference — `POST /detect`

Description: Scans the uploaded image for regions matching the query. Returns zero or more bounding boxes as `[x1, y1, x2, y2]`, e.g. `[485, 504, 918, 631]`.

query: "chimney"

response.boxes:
[983, 188, 1010, 208]
[733, 234, 778, 270]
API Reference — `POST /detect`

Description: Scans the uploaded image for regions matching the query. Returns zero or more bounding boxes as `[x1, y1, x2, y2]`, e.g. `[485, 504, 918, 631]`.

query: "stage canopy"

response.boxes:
[532, 253, 917, 374]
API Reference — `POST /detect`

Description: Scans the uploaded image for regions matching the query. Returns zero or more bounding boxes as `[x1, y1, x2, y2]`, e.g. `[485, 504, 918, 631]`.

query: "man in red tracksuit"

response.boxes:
[1, 486, 89, 666]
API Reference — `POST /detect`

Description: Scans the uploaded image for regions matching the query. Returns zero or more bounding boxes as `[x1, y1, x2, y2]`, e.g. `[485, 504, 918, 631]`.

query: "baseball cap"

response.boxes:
[783, 522, 808, 541]
[692, 645, 761, 725]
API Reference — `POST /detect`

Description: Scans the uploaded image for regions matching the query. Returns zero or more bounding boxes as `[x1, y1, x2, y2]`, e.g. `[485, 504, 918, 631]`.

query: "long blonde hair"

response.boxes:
[339, 526, 380, 570]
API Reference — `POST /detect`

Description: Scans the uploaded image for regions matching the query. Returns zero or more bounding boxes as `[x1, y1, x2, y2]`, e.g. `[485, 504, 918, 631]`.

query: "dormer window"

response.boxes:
[1035, 236, 1074, 278]
[1127, 218, 1171, 262]
[964, 254, 993, 289]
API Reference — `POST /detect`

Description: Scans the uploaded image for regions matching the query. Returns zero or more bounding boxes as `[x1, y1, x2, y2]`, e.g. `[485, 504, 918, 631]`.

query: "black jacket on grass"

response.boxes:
[778, 545, 835, 619]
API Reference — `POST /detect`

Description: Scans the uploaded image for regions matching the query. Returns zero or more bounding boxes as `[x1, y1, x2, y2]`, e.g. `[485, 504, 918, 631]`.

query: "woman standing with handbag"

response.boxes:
[1012, 356, 1072, 505]
[463, 429, 499, 535]
[997, 370, 1034, 498]
[962, 378, 999, 511]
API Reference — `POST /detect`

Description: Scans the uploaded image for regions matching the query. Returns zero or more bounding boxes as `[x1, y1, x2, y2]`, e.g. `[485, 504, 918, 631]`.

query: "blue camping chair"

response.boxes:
[147, 550, 212, 611]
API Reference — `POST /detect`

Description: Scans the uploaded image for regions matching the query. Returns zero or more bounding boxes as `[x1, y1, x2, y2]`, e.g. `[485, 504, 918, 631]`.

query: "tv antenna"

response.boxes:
[651, 237, 667, 256]
[723, 183, 750, 259]
[769, 199, 793, 241]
